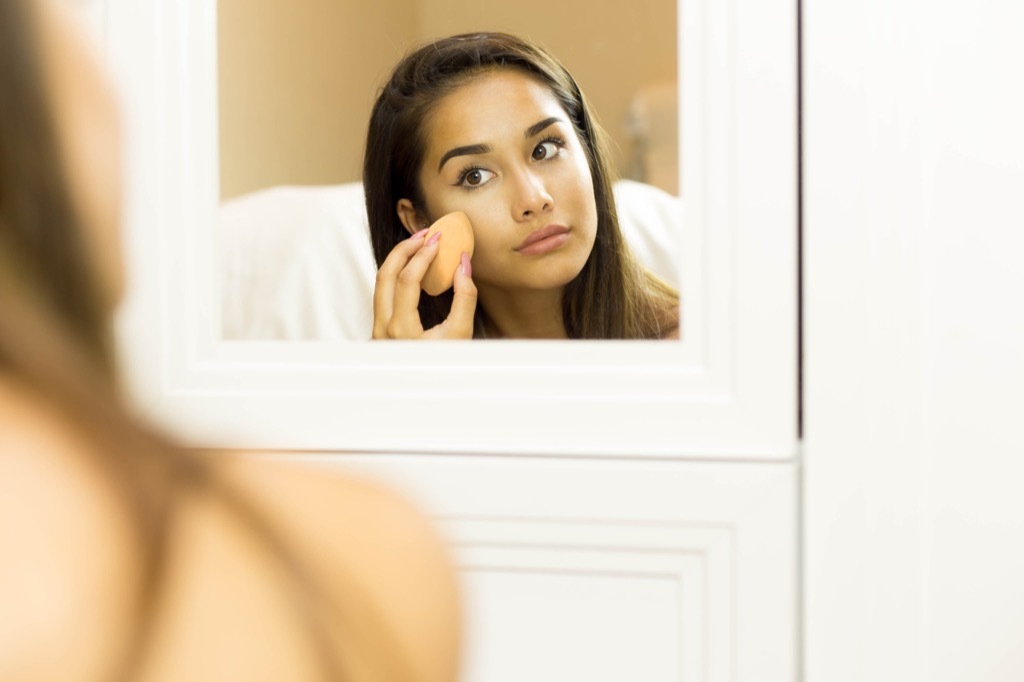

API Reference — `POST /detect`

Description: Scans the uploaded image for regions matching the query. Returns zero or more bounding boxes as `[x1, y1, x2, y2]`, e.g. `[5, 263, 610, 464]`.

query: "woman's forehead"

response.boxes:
[424, 70, 567, 151]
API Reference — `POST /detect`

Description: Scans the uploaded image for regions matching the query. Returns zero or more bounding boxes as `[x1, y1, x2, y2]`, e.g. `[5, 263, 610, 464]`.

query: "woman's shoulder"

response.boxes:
[0, 378, 459, 682]
[0, 376, 140, 681]
[651, 302, 681, 340]
[213, 454, 462, 681]
[135, 454, 460, 681]
[224, 454, 459, 605]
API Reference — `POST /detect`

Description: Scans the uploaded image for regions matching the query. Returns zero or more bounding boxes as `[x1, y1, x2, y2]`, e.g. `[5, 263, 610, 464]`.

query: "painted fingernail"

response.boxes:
[412, 228, 429, 239]
[427, 231, 442, 246]
[460, 252, 472, 277]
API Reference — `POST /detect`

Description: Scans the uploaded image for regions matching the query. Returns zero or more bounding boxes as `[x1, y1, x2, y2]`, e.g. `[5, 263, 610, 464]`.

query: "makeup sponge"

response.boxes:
[421, 211, 474, 296]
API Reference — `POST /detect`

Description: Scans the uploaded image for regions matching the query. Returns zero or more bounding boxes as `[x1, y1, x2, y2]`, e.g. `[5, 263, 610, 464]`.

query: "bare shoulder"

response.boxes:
[0, 378, 138, 682]
[0, 379, 459, 681]
[659, 300, 681, 339]
[220, 454, 462, 682]
[655, 314, 680, 339]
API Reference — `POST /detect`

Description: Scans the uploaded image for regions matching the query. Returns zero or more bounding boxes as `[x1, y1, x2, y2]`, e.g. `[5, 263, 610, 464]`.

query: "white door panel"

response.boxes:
[298, 455, 797, 682]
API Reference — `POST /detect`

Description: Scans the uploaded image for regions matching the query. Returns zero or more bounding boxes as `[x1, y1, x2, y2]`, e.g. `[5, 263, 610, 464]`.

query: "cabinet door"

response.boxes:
[301, 455, 797, 682]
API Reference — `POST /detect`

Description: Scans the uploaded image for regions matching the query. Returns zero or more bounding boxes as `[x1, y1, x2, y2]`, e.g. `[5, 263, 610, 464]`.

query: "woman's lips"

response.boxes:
[515, 224, 571, 255]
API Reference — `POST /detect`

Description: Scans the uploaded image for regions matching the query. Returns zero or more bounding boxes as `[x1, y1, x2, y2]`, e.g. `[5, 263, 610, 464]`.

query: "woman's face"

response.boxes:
[403, 70, 598, 295]
[37, 0, 124, 308]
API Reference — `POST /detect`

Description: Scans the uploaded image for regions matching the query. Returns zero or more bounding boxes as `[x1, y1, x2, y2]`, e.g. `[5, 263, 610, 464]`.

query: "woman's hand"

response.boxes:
[372, 230, 478, 339]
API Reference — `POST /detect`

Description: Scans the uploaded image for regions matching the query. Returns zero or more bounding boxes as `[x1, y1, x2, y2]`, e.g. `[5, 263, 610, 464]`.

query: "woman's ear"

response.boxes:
[396, 199, 428, 236]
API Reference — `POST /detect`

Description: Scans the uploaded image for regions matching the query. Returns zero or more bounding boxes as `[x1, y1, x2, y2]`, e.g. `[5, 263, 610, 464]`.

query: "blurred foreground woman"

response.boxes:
[0, 1, 460, 680]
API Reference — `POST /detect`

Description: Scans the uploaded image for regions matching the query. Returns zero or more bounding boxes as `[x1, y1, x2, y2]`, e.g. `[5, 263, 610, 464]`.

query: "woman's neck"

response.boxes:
[476, 285, 567, 339]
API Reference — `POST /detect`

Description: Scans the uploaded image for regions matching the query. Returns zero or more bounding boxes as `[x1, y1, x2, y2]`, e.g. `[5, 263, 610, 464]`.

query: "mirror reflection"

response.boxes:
[218, 0, 680, 341]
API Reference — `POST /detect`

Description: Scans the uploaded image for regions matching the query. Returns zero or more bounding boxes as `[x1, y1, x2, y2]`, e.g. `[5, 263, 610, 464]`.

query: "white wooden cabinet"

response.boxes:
[98, 0, 801, 680]
[317, 455, 797, 682]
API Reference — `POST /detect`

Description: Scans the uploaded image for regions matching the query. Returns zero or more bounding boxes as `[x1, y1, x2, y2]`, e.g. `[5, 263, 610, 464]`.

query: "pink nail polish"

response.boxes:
[412, 228, 429, 239]
[460, 252, 472, 277]
[427, 231, 442, 246]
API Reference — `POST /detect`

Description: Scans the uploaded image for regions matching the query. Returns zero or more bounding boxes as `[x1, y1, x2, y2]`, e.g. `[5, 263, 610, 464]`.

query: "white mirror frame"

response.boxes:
[109, 0, 797, 458]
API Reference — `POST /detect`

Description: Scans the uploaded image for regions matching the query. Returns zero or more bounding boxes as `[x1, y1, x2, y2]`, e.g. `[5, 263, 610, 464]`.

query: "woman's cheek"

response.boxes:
[466, 236, 501, 282]
[460, 204, 502, 253]
[430, 188, 507, 275]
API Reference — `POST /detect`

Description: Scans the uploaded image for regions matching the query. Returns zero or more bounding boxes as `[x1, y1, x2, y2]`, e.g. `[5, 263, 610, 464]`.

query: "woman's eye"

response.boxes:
[459, 168, 495, 187]
[532, 140, 560, 161]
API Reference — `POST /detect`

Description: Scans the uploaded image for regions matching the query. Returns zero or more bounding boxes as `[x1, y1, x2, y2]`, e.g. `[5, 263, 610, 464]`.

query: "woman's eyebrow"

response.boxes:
[437, 144, 491, 172]
[436, 117, 566, 173]
[525, 116, 564, 138]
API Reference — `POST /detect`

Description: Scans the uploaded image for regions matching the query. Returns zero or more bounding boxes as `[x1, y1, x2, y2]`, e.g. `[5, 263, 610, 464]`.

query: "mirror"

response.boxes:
[111, 0, 795, 457]
[216, 0, 681, 341]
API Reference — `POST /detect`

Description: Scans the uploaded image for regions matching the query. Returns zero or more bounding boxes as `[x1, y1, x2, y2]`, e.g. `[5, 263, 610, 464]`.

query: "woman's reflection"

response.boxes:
[366, 34, 679, 340]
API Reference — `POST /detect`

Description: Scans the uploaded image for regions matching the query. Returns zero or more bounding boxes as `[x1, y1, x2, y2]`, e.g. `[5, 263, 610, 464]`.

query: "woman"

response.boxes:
[365, 32, 680, 340]
[0, 1, 459, 680]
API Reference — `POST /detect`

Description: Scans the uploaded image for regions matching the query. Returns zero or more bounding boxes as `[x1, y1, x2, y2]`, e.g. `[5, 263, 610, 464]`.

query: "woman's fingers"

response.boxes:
[391, 231, 442, 327]
[431, 252, 477, 339]
[373, 236, 477, 340]
[372, 230, 428, 338]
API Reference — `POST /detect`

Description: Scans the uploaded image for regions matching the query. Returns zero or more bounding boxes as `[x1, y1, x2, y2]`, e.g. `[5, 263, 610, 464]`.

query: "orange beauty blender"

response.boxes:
[421, 211, 475, 296]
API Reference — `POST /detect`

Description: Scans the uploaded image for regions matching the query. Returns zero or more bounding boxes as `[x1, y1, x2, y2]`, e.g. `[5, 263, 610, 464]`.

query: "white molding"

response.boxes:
[449, 521, 725, 682]
[110, 0, 797, 459]
[293, 455, 797, 682]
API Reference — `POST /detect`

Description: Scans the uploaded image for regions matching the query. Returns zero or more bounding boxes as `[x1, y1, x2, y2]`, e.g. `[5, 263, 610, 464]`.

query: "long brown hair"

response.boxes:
[363, 32, 679, 339]
[0, 2, 348, 678]
[0, 0, 113, 370]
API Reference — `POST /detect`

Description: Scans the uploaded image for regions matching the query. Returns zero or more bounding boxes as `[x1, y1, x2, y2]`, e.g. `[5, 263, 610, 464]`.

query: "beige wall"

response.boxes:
[416, 0, 678, 184]
[219, 0, 676, 200]
[218, 0, 416, 199]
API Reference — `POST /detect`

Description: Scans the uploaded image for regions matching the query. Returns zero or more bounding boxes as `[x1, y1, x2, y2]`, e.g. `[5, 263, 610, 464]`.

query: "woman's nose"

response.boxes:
[510, 168, 553, 221]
